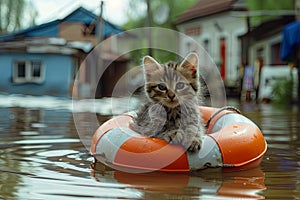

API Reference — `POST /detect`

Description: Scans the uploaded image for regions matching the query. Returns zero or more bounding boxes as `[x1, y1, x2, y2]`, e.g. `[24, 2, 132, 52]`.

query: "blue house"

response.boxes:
[0, 7, 124, 97]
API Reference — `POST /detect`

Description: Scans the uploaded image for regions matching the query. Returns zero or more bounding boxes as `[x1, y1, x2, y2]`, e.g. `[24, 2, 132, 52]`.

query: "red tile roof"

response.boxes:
[175, 0, 236, 24]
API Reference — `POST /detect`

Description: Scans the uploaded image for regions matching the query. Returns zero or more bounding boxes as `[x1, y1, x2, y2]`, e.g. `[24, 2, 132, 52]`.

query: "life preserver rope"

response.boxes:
[206, 106, 241, 128]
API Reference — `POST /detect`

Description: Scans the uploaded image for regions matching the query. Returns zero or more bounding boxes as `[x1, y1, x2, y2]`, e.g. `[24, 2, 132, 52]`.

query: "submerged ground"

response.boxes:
[0, 95, 299, 199]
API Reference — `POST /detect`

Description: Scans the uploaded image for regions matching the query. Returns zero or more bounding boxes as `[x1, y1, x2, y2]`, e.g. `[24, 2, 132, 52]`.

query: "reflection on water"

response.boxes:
[0, 96, 299, 199]
[241, 103, 300, 199]
[91, 162, 266, 199]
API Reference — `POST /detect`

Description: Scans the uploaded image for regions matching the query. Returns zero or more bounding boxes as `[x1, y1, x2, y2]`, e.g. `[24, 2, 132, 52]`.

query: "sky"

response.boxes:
[30, 0, 130, 26]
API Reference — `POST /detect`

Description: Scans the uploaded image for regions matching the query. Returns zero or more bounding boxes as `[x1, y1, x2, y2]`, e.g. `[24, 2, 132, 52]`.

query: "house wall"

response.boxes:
[0, 53, 73, 97]
[59, 22, 97, 45]
[249, 34, 283, 67]
[177, 12, 247, 87]
[246, 32, 289, 100]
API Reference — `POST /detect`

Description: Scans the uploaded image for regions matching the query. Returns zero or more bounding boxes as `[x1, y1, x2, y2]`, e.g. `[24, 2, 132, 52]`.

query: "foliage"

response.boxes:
[0, 0, 37, 33]
[245, 0, 294, 27]
[271, 75, 294, 105]
[124, 0, 197, 29]
[123, 0, 197, 64]
[127, 49, 180, 66]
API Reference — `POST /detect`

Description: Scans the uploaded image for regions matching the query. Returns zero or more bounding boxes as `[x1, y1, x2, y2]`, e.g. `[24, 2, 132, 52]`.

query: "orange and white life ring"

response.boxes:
[90, 106, 267, 172]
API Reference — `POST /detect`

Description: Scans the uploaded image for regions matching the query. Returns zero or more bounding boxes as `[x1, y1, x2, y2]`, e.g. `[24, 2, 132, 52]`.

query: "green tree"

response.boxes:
[124, 0, 197, 64]
[0, 0, 37, 33]
[124, 0, 197, 29]
[245, 0, 294, 27]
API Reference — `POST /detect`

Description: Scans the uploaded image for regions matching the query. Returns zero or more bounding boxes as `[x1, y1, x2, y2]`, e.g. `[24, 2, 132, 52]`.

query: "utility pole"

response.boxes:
[146, 0, 152, 56]
[96, 1, 104, 97]
[97, 1, 104, 43]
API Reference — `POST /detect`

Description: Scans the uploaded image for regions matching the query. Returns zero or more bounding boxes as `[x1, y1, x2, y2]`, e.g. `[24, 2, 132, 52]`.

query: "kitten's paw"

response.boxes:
[159, 130, 177, 143]
[171, 130, 183, 145]
[188, 137, 202, 152]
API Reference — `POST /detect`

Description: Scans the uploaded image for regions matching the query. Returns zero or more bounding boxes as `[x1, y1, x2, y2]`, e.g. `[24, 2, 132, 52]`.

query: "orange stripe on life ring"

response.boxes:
[209, 123, 267, 167]
[114, 136, 189, 172]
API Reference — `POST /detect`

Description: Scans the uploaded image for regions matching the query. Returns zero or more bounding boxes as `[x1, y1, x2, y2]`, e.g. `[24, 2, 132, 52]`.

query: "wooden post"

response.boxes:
[97, 1, 104, 43]
[96, 1, 104, 98]
[146, 0, 152, 56]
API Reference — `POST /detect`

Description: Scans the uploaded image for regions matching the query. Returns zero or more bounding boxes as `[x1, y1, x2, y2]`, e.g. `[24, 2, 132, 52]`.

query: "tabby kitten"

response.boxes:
[130, 53, 205, 152]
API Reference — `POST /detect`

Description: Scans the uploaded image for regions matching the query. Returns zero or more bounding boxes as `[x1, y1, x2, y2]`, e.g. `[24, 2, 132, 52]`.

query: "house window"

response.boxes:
[17, 62, 26, 78]
[256, 47, 264, 59]
[13, 61, 45, 84]
[271, 42, 284, 65]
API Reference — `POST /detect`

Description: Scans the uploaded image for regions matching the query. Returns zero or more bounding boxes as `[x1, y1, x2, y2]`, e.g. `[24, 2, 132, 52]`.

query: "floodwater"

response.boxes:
[0, 95, 299, 199]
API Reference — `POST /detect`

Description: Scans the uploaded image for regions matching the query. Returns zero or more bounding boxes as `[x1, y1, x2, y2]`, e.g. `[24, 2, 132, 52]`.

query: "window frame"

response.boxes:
[13, 60, 45, 84]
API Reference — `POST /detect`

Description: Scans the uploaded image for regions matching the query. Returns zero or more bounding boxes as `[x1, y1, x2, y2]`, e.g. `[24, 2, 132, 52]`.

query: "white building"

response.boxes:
[239, 16, 295, 101]
[175, 0, 247, 90]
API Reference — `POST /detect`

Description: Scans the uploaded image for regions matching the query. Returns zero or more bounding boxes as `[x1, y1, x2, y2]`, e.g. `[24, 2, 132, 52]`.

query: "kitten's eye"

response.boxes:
[157, 83, 167, 91]
[176, 82, 185, 90]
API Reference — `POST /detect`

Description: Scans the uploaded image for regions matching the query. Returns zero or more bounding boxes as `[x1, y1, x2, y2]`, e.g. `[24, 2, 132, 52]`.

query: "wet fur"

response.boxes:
[130, 53, 205, 152]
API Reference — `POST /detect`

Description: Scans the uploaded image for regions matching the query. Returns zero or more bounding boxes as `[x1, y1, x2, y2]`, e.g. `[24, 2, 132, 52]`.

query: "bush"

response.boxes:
[271, 76, 293, 105]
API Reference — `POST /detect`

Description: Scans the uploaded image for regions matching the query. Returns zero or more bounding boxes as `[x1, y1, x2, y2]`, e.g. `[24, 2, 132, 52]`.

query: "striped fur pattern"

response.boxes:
[130, 53, 205, 152]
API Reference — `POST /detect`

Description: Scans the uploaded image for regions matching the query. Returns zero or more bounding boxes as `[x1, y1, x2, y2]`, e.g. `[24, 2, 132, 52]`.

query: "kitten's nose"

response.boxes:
[168, 92, 175, 100]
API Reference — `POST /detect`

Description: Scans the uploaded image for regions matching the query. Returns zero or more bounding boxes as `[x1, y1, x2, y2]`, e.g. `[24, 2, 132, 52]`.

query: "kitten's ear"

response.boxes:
[143, 56, 160, 77]
[180, 52, 199, 78]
